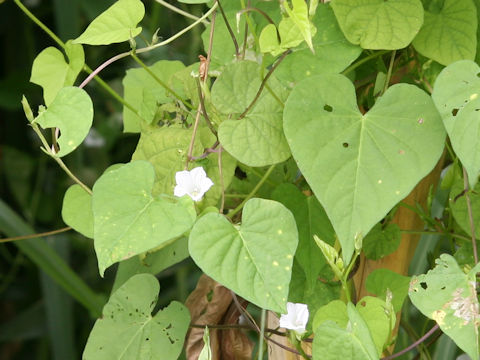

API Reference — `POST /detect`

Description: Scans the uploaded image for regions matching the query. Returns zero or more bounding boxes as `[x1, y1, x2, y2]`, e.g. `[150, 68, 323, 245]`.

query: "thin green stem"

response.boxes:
[342, 50, 390, 76]
[227, 164, 276, 218]
[130, 52, 192, 109]
[31, 124, 93, 195]
[155, 0, 209, 24]
[14, 0, 64, 48]
[462, 167, 479, 264]
[1, 227, 72, 243]
[240, 0, 259, 46]
[382, 50, 396, 95]
[258, 308, 266, 360]
[400, 229, 470, 243]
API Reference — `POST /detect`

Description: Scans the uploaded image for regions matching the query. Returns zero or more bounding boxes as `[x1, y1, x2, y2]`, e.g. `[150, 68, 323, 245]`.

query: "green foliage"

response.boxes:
[30, 41, 84, 106]
[450, 175, 480, 238]
[432, 60, 480, 187]
[189, 198, 298, 312]
[331, 0, 424, 49]
[284, 74, 445, 262]
[33, 86, 93, 157]
[363, 223, 401, 260]
[366, 268, 411, 312]
[62, 184, 93, 238]
[83, 274, 190, 360]
[409, 254, 480, 360]
[92, 161, 196, 275]
[413, 0, 477, 65]
[73, 0, 145, 45]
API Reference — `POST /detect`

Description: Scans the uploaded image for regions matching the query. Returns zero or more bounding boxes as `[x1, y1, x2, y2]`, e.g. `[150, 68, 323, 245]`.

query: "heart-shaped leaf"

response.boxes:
[212, 61, 291, 167]
[413, 0, 477, 66]
[283, 74, 445, 262]
[366, 268, 410, 312]
[34, 86, 93, 157]
[62, 184, 93, 238]
[362, 223, 401, 260]
[409, 254, 480, 360]
[189, 198, 298, 312]
[92, 160, 196, 276]
[83, 274, 190, 360]
[432, 60, 480, 188]
[331, 0, 424, 50]
[30, 41, 84, 106]
[73, 0, 145, 45]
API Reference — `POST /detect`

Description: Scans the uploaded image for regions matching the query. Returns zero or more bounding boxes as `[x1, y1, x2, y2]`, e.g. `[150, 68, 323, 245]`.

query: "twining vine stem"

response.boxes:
[0, 227, 71, 243]
[381, 324, 439, 360]
[217, 0, 240, 58]
[154, 0, 210, 25]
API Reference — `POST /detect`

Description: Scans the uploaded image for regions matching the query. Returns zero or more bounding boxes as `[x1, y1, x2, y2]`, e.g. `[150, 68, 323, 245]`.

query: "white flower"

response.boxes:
[279, 302, 309, 334]
[174, 167, 214, 201]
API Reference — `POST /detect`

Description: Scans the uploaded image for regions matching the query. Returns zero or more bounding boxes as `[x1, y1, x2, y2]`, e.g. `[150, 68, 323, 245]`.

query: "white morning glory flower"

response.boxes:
[279, 302, 309, 335]
[174, 166, 214, 202]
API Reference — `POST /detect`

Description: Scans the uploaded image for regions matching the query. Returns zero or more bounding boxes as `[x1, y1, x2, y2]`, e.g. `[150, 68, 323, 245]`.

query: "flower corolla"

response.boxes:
[279, 302, 309, 335]
[174, 167, 214, 201]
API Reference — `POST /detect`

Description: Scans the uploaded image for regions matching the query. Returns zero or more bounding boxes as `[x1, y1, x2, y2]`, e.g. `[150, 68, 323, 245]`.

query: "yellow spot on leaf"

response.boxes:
[273, 261, 279, 266]
[286, 254, 293, 259]
[277, 285, 282, 290]
[277, 229, 283, 235]
[378, 179, 382, 184]
[285, 266, 290, 271]
[432, 310, 446, 325]
[470, 93, 478, 100]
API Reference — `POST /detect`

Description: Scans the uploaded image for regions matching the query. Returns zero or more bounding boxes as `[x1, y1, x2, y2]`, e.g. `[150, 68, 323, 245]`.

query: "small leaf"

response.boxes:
[189, 198, 298, 312]
[432, 60, 480, 188]
[284, 0, 316, 52]
[30, 41, 84, 106]
[73, 0, 145, 45]
[365, 268, 410, 312]
[409, 254, 480, 360]
[363, 223, 401, 260]
[312, 300, 348, 331]
[284, 74, 445, 262]
[198, 327, 212, 360]
[331, 0, 424, 49]
[212, 61, 291, 167]
[92, 161, 196, 275]
[450, 175, 480, 239]
[83, 274, 190, 360]
[34, 86, 93, 157]
[413, 0, 477, 66]
[62, 184, 93, 238]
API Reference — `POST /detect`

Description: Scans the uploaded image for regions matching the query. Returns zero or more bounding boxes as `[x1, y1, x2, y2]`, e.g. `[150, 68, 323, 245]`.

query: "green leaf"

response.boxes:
[356, 296, 395, 356]
[212, 61, 291, 166]
[189, 198, 298, 312]
[413, 0, 477, 66]
[122, 60, 185, 132]
[312, 300, 348, 331]
[284, 0, 316, 52]
[331, 0, 424, 49]
[34, 86, 93, 157]
[83, 274, 190, 360]
[450, 175, 480, 238]
[272, 183, 335, 289]
[409, 254, 480, 360]
[283, 74, 445, 262]
[73, 0, 145, 45]
[313, 302, 378, 360]
[259, 19, 306, 56]
[432, 60, 480, 188]
[274, 4, 362, 85]
[112, 237, 189, 292]
[30, 41, 84, 106]
[363, 223, 401, 260]
[365, 268, 411, 312]
[61, 184, 93, 238]
[92, 161, 196, 276]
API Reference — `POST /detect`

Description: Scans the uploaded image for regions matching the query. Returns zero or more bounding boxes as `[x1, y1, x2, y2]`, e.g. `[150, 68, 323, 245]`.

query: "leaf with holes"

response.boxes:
[283, 74, 445, 263]
[83, 274, 190, 360]
[34, 86, 93, 157]
[62, 184, 93, 238]
[274, 3, 362, 85]
[189, 198, 298, 312]
[73, 0, 144, 45]
[92, 161, 196, 276]
[409, 254, 480, 360]
[413, 0, 477, 66]
[432, 60, 480, 188]
[331, 0, 424, 50]
[30, 41, 84, 106]
[212, 61, 291, 167]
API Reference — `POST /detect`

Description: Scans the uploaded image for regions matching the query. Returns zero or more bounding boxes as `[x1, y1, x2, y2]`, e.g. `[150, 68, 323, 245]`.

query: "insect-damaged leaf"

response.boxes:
[409, 254, 480, 360]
